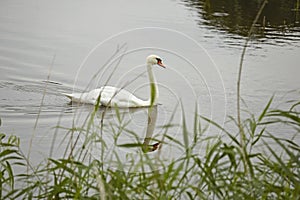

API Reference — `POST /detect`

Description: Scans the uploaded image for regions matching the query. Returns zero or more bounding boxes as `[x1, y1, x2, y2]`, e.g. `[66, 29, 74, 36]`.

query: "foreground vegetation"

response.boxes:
[1, 0, 299, 199]
[0, 95, 299, 199]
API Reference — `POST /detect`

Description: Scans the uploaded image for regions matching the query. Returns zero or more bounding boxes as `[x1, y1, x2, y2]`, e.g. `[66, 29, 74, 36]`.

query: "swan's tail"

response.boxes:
[62, 92, 97, 105]
[62, 92, 82, 102]
[62, 93, 73, 99]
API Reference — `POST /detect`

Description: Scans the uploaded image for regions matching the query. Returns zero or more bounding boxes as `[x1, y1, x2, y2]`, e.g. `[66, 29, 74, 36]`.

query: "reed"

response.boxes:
[0, 92, 299, 199]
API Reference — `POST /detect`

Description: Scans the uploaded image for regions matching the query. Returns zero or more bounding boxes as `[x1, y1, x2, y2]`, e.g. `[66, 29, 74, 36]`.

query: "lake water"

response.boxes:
[0, 0, 299, 166]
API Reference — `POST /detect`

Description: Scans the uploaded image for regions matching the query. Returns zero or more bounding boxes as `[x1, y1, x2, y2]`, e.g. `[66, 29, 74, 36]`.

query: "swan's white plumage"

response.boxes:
[63, 86, 150, 107]
[63, 55, 165, 108]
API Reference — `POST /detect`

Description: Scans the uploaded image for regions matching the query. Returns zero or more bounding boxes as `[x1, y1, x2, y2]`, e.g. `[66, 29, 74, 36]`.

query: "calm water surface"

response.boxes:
[0, 0, 299, 164]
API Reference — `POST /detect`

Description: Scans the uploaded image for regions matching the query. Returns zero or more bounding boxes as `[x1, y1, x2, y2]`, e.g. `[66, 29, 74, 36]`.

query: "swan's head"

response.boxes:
[146, 55, 166, 68]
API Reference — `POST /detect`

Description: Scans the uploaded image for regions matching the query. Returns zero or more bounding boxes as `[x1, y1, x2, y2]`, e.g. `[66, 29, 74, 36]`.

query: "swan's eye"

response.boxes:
[156, 58, 162, 63]
[154, 57, 166, 68]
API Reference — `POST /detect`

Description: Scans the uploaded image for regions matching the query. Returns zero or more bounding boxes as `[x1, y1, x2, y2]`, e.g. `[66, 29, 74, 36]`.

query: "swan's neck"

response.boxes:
[147, 63, 159, 106]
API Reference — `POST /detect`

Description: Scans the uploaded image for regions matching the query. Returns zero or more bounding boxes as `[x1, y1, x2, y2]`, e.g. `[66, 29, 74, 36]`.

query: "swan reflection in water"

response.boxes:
[142, 105, 160, 153]
[65, 103, 161, 153]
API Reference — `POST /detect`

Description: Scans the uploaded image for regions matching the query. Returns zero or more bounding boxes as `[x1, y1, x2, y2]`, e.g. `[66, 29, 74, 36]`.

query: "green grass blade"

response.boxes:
[258, 96, 273, 122]
[181, 103, 189, 150]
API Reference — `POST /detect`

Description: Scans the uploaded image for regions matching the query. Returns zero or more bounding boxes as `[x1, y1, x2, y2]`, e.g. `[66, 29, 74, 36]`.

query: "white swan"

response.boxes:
[63, 55, 166, 108]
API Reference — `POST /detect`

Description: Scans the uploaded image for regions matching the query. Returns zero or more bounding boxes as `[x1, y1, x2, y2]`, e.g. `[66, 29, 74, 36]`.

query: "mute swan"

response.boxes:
[63, 55, 165, 107]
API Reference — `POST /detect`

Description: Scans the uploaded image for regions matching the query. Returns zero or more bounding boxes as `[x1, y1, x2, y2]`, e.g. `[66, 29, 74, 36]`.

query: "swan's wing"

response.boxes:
[63, 86, 149, 107]
[98, 86, 148, 107]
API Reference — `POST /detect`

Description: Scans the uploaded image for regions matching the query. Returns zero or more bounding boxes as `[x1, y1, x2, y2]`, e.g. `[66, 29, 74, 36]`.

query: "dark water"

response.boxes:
[0, 0, 299, 164]
[185, 0, 300, 40]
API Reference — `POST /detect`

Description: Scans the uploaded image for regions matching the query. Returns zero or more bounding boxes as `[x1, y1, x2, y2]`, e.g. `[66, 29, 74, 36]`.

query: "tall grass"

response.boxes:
[1, 93, 299, 199]
[236, 0, 268, 174]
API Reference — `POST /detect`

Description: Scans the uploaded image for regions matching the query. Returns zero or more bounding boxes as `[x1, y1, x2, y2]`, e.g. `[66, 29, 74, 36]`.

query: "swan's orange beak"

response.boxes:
[157, 60, 166, 68]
